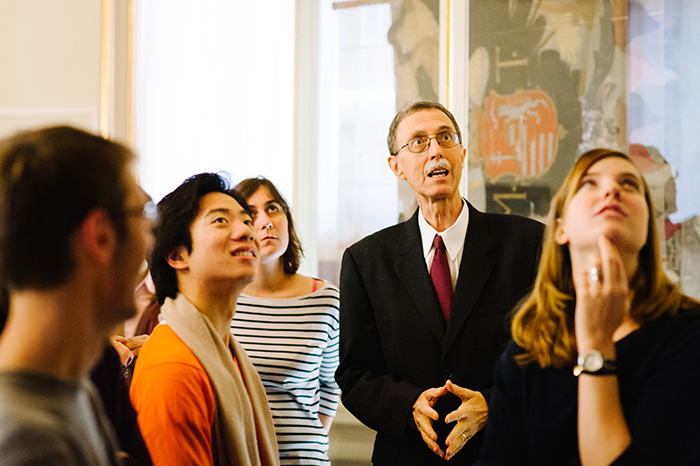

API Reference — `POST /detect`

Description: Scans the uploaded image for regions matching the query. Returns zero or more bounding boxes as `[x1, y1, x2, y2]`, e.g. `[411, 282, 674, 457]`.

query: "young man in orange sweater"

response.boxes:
[130, 173, 278, 466]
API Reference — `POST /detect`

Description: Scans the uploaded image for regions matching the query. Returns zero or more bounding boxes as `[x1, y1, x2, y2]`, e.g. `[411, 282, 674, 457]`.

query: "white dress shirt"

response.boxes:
[418, 199, 470, 291]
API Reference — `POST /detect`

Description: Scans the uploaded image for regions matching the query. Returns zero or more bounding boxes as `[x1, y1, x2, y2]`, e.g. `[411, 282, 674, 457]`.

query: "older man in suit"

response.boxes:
[336, 102, 544, 465]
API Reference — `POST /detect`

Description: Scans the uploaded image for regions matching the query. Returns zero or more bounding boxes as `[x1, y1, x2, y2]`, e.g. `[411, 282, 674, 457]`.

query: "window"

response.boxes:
[135, 1, 295, 204]
[316, 0, 398, 283]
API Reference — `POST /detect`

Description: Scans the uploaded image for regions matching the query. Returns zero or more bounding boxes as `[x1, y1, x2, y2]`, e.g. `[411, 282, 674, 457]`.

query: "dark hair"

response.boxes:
[387, 101, 462, 155]
[150, 172, 250, 304]
[235, 177, 303, 275]
[0, 125, 133, 290]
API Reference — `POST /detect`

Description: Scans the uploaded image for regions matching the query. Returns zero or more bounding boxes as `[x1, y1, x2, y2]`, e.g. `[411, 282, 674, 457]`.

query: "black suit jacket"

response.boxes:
[336, 203, 544, 465]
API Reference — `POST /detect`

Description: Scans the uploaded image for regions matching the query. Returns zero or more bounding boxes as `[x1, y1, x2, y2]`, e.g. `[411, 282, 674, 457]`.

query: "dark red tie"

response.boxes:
[431, 235, 453, 321]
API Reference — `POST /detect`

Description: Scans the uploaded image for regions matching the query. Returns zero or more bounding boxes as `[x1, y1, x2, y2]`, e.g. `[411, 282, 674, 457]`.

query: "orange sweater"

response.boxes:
[130, 324, 216, 466]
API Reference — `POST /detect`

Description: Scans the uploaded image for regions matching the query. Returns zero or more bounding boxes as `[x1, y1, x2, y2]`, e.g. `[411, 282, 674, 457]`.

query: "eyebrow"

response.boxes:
[249, 200, 281, 211]
[409, 125, 454, 137]
[204, 206, 252, 219]
[583, 170, 641, 179]
[204, 207, 233, 217]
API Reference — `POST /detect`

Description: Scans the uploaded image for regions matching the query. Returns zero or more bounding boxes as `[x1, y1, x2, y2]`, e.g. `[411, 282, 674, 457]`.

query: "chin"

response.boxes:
[429, 190, 458, 201]
[599, 230, 646, 253]
[240, 273, 257, 286]
[605, 225, 635, 241]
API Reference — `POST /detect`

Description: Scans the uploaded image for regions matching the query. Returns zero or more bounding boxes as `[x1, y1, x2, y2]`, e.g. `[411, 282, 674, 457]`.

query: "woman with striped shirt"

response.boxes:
[231, 177, 340, 466]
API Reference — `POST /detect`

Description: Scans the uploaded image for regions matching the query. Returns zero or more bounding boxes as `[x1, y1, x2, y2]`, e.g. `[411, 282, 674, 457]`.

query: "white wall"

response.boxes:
[0, 0, 129, 141]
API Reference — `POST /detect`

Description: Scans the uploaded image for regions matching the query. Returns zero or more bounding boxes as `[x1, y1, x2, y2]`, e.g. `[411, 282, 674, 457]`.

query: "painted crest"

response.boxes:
[479, 90, 559, 179]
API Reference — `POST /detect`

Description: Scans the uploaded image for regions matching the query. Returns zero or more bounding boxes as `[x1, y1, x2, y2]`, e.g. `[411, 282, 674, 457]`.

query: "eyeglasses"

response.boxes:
[125, 200, 158, 221]
[392, 131, 460, 156]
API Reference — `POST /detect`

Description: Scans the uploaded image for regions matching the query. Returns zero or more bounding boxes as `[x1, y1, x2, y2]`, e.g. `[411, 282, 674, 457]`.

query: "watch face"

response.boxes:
[583, 351, 604, 372]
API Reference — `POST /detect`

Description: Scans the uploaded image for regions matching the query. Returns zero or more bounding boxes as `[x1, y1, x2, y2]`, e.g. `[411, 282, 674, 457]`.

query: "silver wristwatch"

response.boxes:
[573, 349, 617, 376]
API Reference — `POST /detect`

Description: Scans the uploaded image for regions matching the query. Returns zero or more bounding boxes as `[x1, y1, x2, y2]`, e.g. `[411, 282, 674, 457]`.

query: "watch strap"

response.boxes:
[573, 362, 617, 376]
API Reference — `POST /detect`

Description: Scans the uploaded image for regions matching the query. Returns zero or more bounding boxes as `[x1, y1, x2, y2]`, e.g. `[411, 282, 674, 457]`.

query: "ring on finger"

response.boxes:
[588, 266, 601, 283]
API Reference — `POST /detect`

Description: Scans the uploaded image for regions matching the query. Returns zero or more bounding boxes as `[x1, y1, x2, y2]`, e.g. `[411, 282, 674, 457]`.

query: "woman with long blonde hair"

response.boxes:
[477, 149, 700, 465]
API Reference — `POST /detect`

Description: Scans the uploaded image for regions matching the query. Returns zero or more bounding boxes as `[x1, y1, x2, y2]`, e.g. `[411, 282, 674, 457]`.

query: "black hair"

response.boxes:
[150, 172, 250, 304]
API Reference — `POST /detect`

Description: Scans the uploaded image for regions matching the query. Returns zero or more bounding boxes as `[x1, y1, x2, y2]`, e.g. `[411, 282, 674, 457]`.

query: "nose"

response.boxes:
[233, 218, 257, 243]
[604, 180, 622, 198]
[427, 137, 443, 159]
[255, 212, 273, 230]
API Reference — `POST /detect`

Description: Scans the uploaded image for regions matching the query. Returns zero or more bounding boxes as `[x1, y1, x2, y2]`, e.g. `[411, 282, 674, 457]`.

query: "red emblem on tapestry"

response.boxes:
[479, 90, 559, 179]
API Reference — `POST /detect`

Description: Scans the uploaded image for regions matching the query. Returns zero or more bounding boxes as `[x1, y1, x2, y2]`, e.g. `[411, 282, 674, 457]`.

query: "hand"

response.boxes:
[123, 334, 148, 357]
[412, 385, 449, 458]
[318, 413, 333, 432]
[574, 235, 630, 351]
[443, 380, 488, 461]
[112, 334, 148, 358]
[110, 337, 134, 366]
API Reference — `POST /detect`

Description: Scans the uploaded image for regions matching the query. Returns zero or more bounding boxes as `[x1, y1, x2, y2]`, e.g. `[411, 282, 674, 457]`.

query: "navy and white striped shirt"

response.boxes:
[231, 280, 340, 465]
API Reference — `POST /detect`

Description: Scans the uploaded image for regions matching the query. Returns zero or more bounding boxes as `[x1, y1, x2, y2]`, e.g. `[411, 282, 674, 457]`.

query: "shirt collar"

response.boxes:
[418, 199, 469, 261]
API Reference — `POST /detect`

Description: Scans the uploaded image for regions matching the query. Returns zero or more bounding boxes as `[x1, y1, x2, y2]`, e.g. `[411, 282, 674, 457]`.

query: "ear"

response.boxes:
[166, 246, 190, 271]
[460, 145, 467, 163]
[554, 218, 569, 245]
[79, 208, 117, 266]
[388, 156, 405, 180]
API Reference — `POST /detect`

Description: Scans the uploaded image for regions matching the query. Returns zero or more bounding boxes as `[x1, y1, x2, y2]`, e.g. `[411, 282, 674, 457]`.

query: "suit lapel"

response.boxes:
[442, 204, 495, 356]
[395, 210, 446, 342]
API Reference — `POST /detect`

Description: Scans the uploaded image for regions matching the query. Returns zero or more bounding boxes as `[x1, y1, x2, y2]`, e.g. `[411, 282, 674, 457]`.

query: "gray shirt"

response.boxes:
[0, 370, 122, 466]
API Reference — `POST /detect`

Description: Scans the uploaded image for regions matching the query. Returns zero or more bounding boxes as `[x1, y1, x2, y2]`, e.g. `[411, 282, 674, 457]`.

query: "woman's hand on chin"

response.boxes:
[574, 235, 630, 352]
